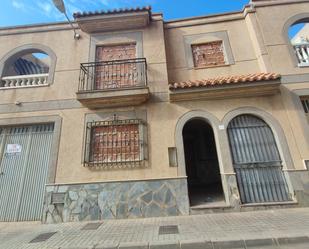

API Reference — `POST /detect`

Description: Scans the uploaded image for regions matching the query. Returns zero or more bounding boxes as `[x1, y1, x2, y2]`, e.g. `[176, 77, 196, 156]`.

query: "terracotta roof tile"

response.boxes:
[73, 6, 151, 19]
[169, 73, 280, 90]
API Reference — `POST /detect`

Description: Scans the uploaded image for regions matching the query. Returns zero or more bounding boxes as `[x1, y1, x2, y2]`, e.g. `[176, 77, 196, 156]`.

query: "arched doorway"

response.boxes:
[227, 114, 291, 204]
[183, 118, 224, 207]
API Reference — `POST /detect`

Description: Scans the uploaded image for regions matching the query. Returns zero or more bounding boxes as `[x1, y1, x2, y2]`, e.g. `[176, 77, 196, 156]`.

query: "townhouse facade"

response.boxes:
[0, 0, 309, 223]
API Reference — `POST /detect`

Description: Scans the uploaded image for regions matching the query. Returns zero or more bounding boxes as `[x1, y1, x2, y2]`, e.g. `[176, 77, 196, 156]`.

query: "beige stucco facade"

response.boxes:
[0, 0, 309, 223]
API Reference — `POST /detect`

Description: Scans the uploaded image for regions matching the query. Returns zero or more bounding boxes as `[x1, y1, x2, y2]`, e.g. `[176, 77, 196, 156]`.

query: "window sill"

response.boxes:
[192, 63, 231, 70]
[298, 63, 309, 68]
[84, 160, 147, 170]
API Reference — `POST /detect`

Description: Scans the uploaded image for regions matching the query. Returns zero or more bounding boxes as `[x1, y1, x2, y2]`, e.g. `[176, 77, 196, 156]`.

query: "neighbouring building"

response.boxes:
[292, 23, 309, 67]
[0, 0, 309, 223]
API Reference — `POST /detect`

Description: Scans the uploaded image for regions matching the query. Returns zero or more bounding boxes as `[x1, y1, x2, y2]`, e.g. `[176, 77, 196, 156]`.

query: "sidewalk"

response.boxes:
[0, 207, 309, 249]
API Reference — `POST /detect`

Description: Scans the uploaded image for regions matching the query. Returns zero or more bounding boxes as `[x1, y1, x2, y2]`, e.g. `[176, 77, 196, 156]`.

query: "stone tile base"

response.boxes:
[43, 178, 190, 223]
[287, 170, 309, 207]
[225, 170, 309, 210]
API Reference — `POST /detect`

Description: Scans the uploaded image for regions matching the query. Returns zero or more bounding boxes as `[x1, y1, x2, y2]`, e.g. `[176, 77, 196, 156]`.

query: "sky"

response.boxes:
[0, 0, 303, 38]
[0, 0, 250, 27]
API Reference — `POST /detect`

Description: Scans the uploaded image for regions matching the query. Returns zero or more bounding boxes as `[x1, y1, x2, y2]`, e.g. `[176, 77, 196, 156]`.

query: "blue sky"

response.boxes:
[0, 0, 249, 27]
[0, 0, 303, 38]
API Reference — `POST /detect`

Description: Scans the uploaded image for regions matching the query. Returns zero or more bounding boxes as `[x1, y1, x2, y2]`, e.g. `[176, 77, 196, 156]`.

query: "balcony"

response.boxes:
[76, 58, 149, 108]
[0, 73, 48, 89]
[294, 42, 309, 67]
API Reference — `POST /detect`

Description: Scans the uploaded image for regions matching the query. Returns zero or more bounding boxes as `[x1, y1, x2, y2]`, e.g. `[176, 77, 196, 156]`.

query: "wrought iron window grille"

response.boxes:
[84, 118, 147, 169]
[301, 98, 309, 113]
[304, 160, 309, 170]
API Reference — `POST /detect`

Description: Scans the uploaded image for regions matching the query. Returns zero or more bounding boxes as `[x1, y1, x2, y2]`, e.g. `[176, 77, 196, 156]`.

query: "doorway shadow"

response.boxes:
[183, 119, 225, 207]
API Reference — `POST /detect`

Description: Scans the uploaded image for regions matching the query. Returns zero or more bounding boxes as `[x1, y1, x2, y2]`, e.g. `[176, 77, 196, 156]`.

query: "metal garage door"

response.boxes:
[0, 124, 54, 221]
[227, 115, 290, 204]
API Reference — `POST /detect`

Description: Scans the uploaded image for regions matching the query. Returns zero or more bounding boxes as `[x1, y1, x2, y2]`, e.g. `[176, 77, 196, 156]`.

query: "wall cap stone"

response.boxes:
[47, 176, 188, 186]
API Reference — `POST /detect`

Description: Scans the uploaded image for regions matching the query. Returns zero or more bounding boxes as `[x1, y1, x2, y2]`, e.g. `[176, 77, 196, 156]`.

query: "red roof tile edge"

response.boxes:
[169, 73, 281, 90]
[73, 6, 152, 19]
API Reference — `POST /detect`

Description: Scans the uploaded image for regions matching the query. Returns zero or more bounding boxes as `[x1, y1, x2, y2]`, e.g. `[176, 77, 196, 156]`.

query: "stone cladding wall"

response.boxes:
[43, 178, 190, 223]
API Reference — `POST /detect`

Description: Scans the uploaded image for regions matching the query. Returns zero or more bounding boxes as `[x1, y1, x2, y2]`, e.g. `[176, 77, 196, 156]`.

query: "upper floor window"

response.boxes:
[96, 43, 136, 61]
[300, 96, 309, 123]
[79, 42, 147, 92]
[191, 41, 226, 68]
[301, 96, 309, 113]
[289, 22, 309, 67]
[94, 43, 141, 90]
[183, 32, 234, 70]
[0, 44, 56, 89]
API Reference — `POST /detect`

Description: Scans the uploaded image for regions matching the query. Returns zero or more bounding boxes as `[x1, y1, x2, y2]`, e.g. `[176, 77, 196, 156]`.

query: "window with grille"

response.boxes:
[191, 41, 226, 68]
[95, 43, 137, 90]
[84, 119, 147, 168]
[301, 97, 309, 113]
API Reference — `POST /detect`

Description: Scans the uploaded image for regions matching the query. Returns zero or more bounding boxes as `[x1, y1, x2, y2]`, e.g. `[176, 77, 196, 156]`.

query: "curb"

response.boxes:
[60, 236, 309, 249]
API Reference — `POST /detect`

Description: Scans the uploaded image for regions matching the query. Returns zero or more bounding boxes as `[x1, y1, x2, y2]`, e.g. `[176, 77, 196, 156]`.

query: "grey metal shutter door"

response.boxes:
[227, 115, 290, 204]
[0, 124, 54, 221]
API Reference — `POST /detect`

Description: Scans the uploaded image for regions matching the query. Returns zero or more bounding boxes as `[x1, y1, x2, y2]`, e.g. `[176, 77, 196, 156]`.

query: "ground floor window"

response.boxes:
[84, 119, 147, 168]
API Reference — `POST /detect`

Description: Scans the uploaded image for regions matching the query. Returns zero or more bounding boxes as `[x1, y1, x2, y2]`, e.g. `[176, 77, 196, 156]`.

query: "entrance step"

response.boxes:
[190, 201, 299, 215]
[239, 201, 299, 212]
[190, 203, 232, 215]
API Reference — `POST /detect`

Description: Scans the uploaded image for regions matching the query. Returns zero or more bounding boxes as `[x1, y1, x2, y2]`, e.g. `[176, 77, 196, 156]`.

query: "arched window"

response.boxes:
[288, 19, 309, 67]
[0, 44, 56, 89]
[4, 52, 49, 76]
[227, 114, 291, 204]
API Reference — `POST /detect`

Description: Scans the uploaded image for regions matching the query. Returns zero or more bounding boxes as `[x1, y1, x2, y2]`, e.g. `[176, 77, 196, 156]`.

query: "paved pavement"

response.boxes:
[0, 207, 309, 248]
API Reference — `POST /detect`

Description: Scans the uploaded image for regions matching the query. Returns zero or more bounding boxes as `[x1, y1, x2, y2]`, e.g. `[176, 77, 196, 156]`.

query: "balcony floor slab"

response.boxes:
[76, 87, 150, 108]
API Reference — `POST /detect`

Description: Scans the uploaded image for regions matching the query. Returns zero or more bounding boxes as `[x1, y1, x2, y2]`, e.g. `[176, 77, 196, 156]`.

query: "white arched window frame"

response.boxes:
[283, 13, 309, 67]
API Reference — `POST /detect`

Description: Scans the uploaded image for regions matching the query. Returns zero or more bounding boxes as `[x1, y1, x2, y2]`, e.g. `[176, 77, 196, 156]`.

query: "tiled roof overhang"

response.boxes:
[169, 73, 281, 102]
[73, 6, 151, 19]
[73, 6, 151, 33]
[169, 73, 280, 90]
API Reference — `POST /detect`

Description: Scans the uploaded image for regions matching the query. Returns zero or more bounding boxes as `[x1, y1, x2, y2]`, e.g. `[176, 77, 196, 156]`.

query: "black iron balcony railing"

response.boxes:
[78, 58, 147, 92]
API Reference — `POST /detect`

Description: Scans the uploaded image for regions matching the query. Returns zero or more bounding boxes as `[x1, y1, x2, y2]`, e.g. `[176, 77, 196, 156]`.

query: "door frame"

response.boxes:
[222, 107, 295, 200]
[0, 115, 62, 184]
[175, 110, 230, 206]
